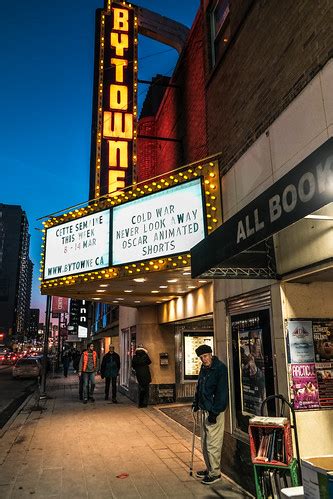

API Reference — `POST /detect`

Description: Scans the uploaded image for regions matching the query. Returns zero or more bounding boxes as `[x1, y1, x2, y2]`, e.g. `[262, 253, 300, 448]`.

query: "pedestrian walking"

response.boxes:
[77, 348, 86, 400]
[192, 344, 228, 485]
[78, 343, 99, 404]
[61, 350, 70, 378]
[131, 344, 151, 408]
[100, 345, 120, 402]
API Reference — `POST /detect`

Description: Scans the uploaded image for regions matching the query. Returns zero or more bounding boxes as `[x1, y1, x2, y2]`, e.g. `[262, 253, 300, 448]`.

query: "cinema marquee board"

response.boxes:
[91, 1, 138, 199]
[43, 209, 111, 280]
[112, 178, 207, 266]
[40, 159, 222, 292]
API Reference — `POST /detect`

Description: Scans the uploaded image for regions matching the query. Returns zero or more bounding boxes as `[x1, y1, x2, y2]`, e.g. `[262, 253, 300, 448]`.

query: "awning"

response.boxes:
[191, 138, 333, 278]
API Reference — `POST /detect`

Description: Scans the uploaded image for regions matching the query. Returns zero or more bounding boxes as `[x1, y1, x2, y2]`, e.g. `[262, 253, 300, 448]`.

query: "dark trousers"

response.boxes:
[138, 383, 149, 407]
[79, 375, 84, 400]
[105, 376, 117, 400]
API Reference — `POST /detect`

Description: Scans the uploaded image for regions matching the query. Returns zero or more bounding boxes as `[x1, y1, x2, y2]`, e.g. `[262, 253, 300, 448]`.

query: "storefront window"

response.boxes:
[183, 332, 214, 380]
[231, 309, 275, 433]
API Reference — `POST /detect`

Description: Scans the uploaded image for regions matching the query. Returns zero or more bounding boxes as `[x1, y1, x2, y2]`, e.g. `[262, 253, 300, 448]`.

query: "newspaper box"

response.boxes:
[301, 456, 333, 499]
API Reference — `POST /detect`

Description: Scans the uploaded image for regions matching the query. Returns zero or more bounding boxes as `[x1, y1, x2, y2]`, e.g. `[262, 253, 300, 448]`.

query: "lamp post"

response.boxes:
[40, 294, 51, 398]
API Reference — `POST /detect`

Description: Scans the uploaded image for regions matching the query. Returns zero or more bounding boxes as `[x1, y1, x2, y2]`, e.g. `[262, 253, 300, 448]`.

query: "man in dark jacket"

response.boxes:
[192, 344, 228, 485]
[100, 345, 120, 402]
[131, 344, 151, 408]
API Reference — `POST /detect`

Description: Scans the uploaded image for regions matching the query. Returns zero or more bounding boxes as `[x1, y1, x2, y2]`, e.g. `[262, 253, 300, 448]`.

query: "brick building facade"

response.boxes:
[204, 0, 333, 173]
[134, 0, 333, 493]
[137, 9, 208, 180]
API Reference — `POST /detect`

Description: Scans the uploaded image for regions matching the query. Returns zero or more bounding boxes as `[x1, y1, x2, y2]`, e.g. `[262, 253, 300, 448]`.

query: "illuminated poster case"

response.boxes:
[183, 332, 214, 380]
[231, 309, 275, 434]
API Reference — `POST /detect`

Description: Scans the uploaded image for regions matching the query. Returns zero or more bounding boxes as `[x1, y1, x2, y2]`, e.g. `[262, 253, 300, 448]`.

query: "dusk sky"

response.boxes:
[0, 0, 200, 318]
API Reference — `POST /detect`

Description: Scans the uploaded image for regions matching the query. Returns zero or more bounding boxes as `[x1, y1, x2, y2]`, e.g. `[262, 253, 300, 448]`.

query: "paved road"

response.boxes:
[0, 364, 37, 428]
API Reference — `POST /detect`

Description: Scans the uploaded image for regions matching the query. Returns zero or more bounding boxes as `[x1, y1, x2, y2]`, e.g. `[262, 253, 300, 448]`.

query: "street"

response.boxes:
[0, 365, 37, 429]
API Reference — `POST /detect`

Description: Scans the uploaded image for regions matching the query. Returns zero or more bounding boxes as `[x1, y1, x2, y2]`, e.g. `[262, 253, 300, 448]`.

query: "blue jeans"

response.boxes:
[82, 372, 95, 400]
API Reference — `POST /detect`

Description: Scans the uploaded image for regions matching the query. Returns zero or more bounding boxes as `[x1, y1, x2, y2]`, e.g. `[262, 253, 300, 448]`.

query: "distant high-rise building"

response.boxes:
[0, 204, 33, 342]
[28, 308, 40, 340]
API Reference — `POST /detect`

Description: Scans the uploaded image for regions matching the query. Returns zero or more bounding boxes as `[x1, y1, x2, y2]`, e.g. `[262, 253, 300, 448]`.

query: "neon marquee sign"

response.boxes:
[93, 1, 138, 198]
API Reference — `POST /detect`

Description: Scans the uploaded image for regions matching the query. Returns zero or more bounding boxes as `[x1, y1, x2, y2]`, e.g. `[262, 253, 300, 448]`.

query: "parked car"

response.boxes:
[12, 357, 42, 379]
[3, 352, 18, 365]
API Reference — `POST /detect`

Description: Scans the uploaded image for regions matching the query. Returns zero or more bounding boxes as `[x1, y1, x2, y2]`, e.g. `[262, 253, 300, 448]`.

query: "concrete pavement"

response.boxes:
[0, 374, 252, 498]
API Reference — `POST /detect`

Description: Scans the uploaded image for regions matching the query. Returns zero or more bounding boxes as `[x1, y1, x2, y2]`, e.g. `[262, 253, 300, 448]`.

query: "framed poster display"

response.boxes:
[183, 332, 214, 380]
[239, 328, 267, 416]
[231, 309, 275, 433]
[286, 319, 333, 410]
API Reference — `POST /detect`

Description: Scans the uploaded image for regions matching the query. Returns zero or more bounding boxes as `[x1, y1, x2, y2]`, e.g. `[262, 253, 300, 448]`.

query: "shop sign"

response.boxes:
[112, 178, 206, 265]
[51, 296, 69, 316]
[78, 300, 88, 338]
[43, 209, 111, 279]
[192, 138, 333, 275]
[91, 2, 137, 198]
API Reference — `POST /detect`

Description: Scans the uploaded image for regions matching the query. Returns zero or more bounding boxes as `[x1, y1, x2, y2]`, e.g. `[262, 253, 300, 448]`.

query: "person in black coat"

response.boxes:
[100, 345, 121, 402]
[131, 344, 151, 408]
[61, 350, 71, 378]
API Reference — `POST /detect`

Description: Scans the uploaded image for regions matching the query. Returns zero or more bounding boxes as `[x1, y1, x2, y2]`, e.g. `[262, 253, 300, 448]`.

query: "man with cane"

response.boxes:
[192, 344, 228, 485]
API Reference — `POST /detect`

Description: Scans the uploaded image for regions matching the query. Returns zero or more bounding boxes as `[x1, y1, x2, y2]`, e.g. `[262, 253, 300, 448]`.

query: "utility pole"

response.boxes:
[57, 312, 62, 369]
[40, 294, 51, 398]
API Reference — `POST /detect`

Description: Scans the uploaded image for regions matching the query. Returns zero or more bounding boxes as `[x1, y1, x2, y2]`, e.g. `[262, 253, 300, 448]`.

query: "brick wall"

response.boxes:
[137, 117, 158, 182]
[206, 0, 333, 173]
[141, 8, 208, 176]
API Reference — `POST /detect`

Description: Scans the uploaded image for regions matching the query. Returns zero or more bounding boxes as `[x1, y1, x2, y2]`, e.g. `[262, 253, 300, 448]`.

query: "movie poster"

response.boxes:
[287, 320, 315, 364]
[315, 363, 333, 407]
[289, 363, 320, 410]
[286, 319, 333, 410]
[239, 329, 267, 416]
[313, 320, 333, 362]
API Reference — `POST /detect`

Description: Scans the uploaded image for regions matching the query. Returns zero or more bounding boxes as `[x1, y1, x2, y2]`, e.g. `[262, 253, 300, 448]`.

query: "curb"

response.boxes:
[0, 390, 37, 439]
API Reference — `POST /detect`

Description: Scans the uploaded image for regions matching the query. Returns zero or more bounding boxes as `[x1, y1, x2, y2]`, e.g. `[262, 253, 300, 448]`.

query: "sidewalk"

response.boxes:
[0, 374, 252, 498]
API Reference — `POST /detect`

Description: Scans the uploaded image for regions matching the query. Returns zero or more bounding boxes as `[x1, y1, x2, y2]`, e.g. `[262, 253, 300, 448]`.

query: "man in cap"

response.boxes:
[192, 344, 228, 485]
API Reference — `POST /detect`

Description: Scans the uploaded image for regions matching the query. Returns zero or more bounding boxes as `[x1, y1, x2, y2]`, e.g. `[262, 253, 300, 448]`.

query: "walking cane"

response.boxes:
[189, 410, 197, 476]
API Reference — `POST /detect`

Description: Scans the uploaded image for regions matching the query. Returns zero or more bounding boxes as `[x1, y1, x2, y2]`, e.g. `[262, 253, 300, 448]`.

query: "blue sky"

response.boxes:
[0, 0, 200, 317]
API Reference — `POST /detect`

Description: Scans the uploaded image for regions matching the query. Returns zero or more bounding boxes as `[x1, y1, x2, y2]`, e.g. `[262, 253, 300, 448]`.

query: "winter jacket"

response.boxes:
[194, 356, 228, 415]
[101, 352, 120, 378]
[131, 347, 152, 385]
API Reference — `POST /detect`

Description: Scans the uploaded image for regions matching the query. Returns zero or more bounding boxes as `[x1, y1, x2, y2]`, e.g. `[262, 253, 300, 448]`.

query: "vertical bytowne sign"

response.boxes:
[92, 1, 138, 199]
